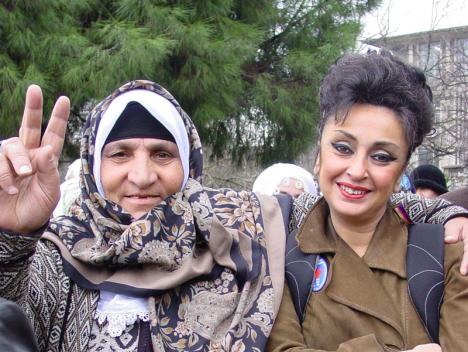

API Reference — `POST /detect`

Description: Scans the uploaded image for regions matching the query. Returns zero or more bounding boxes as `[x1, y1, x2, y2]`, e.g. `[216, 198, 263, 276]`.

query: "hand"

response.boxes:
[0, 85, 70, 233]
[443, 216, 468, 275]
[403, 343, 441, 351]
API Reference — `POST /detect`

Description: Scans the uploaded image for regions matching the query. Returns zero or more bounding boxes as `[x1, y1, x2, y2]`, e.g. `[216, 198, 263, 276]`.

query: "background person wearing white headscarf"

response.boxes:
[252, 163, 318, 198]
[53, 159, 82, 218]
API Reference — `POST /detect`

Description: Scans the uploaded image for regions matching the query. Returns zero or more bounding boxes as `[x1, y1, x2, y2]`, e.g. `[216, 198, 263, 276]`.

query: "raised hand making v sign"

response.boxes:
[0, 85, 70, 233]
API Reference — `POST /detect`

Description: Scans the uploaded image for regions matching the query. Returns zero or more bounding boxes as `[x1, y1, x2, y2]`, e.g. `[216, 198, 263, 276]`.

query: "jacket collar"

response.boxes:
[296, 198, 336, 254]
[363, 206, 407, 279]
[297, 198, 408, 278]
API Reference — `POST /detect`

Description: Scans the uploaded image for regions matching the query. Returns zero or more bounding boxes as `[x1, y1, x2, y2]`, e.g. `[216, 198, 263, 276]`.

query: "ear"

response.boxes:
[313, 151, 321, 175]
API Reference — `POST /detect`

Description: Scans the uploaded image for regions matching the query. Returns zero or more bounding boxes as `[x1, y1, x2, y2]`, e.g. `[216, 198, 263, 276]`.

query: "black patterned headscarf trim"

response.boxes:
[46, 80, 287, 351]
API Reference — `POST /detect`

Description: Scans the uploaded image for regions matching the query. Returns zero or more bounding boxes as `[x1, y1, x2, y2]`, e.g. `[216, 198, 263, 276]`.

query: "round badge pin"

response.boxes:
[312, 256, 328, 292]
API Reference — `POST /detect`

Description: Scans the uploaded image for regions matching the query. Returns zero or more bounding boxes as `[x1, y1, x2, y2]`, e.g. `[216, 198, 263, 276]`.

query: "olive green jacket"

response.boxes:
[268, 199, 468, 351]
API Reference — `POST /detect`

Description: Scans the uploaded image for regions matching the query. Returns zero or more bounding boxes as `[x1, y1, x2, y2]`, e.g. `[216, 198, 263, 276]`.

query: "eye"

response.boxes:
[371, 153, 397, 163]
[153, 151, 172, 161]
[107, 151, 129, 160]
[331, 142, 353, 155]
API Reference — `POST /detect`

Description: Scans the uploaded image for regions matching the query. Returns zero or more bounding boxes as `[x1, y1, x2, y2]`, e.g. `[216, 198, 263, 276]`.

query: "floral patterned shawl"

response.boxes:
[45, 80, 288, 351]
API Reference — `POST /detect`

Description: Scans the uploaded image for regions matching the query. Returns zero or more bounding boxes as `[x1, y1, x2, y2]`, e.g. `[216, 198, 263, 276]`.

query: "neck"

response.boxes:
[329, 206, 387, 257]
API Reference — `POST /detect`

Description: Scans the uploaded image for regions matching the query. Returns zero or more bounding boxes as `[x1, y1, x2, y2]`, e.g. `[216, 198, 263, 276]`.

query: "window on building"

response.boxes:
[453, 38, 468, 70]
[418, 41, 441, 75]
[416, 146, 435, 165]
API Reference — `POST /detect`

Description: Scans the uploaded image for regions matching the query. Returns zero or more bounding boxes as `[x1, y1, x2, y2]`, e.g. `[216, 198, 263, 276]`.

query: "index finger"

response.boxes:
[19, 85, 43, 149]
[40, 96, 70, 159]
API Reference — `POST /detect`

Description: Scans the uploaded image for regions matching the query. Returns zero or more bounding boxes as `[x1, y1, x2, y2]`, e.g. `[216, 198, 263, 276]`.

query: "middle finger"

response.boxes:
[41, 95, 70, 159]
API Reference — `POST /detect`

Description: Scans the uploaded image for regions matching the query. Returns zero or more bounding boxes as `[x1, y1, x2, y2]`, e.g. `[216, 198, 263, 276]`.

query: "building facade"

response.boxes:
[368, 25, 468, 189]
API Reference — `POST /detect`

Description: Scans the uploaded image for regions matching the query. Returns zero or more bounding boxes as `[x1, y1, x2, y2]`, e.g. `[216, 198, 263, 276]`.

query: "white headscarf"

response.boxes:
[93, 89, 190, 197]
[252, 163, 317, 196]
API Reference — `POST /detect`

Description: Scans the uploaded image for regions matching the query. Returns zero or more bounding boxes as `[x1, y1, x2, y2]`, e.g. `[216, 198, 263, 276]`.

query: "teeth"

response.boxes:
[340, 185, 366, 195]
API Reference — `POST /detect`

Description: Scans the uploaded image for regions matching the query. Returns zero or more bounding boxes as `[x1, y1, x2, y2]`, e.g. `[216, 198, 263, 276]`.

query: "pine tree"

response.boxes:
[0, 0, 379, 163]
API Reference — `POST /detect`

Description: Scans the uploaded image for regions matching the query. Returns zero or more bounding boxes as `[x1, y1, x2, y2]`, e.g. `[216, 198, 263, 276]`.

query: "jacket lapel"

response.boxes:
[326, 239, 404, 340]
[298, 200, 406, 341]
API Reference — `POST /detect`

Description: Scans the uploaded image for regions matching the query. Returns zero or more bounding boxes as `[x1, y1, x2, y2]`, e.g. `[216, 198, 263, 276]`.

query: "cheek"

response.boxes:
[316, 150, 342, 181]
[100, 161, 125, 199]
[376, 168, 404, 193]
[164, 161, 185, 192]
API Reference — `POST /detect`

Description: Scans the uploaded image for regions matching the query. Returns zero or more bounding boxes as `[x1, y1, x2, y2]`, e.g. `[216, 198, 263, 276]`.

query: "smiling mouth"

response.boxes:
[337, 183, 370, 198]
[340, 185, 366, 195]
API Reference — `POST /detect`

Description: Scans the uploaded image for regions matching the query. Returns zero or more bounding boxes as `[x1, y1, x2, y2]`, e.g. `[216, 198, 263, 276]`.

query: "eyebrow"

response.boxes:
[103, 139, 177, 151]
[334, 130, 400, 149]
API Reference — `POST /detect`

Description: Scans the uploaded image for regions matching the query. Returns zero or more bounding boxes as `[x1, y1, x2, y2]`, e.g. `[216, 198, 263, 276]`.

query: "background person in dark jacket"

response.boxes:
[410, 164, 448, 199]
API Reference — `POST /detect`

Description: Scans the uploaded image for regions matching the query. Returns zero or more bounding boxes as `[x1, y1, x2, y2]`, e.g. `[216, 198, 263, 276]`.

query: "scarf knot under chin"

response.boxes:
[51, 179, 211, 267]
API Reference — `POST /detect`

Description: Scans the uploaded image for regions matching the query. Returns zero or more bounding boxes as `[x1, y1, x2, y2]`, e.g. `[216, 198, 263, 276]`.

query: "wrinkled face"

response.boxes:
[100, 138, 184, 219]
[415, 187, 439, 200]
[315, 104, 408, 224]
[275, 177, 305, 198]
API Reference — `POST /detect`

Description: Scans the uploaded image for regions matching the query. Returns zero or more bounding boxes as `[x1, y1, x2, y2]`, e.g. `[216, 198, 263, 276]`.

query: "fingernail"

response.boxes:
[445, 236, 455, 241]
[6, 186, 18, 195]
[19, 165, 31, 174]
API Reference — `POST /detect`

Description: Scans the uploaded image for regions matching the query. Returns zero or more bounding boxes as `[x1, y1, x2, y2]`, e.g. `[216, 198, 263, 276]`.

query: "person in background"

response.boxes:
[410, 164, 448, 199]
[252, 163, 318, 198]
[268, 49, 468, 351]
[53, 158, 81, 217]
[398, 170, 416, 193]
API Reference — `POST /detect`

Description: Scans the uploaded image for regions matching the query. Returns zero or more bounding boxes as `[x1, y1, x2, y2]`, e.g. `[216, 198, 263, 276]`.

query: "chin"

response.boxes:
[331, 201, 369, 218]
[131, 211, 149, 220]
[126, 204, 160, 220]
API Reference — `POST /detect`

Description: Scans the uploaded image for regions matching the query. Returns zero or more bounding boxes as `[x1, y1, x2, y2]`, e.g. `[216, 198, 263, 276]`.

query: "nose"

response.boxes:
[127, 154, 157, 188]
[346, 152, 368, 180]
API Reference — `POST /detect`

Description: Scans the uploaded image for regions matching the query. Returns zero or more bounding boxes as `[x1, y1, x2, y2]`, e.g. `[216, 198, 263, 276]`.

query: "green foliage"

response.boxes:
[0, 0, 379, 164]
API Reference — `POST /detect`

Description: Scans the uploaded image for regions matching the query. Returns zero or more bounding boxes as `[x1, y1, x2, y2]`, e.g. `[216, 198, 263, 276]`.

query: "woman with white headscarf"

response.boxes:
[0, 81, 289, 351]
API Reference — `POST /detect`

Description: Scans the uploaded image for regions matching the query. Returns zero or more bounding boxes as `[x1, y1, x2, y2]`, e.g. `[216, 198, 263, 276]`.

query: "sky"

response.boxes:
[360, 0, 468, 40]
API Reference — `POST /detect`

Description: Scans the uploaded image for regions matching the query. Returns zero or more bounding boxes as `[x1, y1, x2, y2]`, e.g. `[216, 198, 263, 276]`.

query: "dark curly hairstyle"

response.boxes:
[318, 49, 434, 160]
